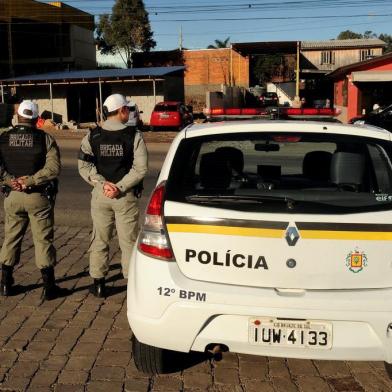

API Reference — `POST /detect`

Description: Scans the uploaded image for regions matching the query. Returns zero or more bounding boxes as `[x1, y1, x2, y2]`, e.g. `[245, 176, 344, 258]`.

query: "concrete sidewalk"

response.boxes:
[0, 225, 391, 391]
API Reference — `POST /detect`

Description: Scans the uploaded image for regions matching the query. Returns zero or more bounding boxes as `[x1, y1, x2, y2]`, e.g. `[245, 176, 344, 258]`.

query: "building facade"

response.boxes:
[329, 52, 392, 123]
[0, 0, 95, 78]
[301, 39, 386, 73]
[0, 67, 185, 124]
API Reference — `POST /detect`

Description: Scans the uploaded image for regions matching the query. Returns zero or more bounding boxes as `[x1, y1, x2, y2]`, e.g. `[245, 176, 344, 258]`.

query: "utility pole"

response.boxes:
[230, 44, 233, 86]
[295, 41, 300, 104]
[179, 25, 183, 50]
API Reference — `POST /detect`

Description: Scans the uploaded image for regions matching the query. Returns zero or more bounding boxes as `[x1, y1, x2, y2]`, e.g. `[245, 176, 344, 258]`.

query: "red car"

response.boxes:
[150, 101, 193, 131]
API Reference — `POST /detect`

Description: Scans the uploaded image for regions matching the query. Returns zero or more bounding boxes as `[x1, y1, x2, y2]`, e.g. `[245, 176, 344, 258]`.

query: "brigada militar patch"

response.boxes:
[346, 248, 368, 273]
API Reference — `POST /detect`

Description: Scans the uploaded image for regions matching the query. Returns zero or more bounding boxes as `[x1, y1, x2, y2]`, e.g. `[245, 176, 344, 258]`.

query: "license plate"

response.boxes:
[159, 113, 169, 118]
[249, 318, 332, 349]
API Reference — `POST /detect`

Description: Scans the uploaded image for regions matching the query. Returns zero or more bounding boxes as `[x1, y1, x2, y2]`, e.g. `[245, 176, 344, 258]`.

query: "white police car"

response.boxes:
[127, 120, 392, 376]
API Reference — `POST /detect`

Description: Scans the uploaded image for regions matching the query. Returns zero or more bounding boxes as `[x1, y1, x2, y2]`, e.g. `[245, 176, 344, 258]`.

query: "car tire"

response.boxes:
[384, 362, 392, 379]
[132, 335, 169, 374]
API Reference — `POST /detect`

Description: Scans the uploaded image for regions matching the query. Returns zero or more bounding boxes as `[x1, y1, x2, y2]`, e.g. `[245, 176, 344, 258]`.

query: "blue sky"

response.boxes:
[46, 0, 392, 50]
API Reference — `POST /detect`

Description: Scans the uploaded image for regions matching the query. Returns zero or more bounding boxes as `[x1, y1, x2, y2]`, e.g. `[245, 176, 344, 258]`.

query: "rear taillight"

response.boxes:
[138, 182, 175, 261]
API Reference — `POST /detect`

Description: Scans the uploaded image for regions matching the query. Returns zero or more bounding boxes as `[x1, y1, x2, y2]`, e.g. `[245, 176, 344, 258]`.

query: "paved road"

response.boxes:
[53, 137, 170, 226]
[0, 137, 171, 226]
[0, 135, 391, 391]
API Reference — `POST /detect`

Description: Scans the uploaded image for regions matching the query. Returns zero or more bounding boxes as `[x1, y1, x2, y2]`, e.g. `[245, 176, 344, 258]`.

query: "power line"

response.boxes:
[157, 18, 392, 36]
[150, 13, 392, 23]
[2, 11, 392, 22]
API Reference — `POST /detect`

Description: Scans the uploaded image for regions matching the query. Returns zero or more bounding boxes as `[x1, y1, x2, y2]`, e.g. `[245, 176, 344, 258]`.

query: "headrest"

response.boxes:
[199, 152, 231, 189]
[215, 147, 244, 174]
[303, 151, 332, 180]
[330, 152, 365, 186]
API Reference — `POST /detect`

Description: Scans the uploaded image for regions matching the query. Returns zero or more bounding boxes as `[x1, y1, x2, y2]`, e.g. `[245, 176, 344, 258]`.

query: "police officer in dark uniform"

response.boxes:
[0, 100, 66, 300]
[78, 94, 147, 297]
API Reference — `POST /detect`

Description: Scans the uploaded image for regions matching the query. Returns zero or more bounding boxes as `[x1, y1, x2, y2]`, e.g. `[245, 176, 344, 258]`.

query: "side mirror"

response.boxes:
[187, 105, 193, 113]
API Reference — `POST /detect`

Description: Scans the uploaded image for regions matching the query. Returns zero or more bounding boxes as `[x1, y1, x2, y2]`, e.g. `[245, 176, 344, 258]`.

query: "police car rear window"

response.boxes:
[165, 132, 392, 214]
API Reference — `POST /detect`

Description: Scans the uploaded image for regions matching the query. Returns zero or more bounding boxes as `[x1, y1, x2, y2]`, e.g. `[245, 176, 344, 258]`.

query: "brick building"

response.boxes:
[133, 48, 249, 108]
[183, 49, 249, 106]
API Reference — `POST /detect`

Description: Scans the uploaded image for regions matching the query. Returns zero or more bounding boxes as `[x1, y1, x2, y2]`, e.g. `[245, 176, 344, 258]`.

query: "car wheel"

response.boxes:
[132, 336, 169, 374]
[385, 362, 392, 379]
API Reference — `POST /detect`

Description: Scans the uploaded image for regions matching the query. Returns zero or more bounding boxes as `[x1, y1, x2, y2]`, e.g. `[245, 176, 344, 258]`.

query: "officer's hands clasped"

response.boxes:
[11, 176, 28, 192]
[103, 181, 120, 199]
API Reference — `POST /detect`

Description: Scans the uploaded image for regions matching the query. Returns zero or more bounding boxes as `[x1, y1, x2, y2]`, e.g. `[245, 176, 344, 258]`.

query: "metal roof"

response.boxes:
[231, 39, 386, 55]
[351, 70, 392, 82]
[232, 41, 298, 55]
[301, 39, 386, 50]
[328, 51, 392, 79]
[0, 66, 185, 85]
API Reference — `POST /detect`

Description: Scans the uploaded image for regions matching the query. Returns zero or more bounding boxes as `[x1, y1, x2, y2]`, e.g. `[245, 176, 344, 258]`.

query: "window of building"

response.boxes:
[360, 49, 374, 61]
[320, 51, 335, 65]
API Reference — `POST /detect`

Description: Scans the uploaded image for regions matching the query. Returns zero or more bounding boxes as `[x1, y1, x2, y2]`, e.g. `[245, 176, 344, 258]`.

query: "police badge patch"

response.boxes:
[345, 248, 368, 273]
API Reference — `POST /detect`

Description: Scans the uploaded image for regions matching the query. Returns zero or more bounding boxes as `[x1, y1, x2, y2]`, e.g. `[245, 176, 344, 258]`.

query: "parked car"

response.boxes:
[128, 119, 392, 378]
[259, 92, 279, 107]
[125, 101, 143, 128]
[349, 104, 392, 132]
[150, 101, 193, 131]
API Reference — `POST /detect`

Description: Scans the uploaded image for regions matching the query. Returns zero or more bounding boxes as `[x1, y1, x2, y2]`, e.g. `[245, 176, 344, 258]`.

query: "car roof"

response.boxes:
[183, 120, 392, 140]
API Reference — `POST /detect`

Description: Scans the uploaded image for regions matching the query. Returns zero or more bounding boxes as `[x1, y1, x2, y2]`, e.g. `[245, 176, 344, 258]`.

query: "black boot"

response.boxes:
[0, 264, 14, 296]
[90, 278, 106, 298]
[41, 266, 68, 301]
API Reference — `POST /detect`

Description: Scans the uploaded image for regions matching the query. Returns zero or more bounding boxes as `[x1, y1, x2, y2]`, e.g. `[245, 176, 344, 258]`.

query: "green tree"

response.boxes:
[336, 30, 392, 53]
[253, 54, 283, 85]
[379, 33, 392, 53]
[337, 30, 363, 40]
[97, 0, 156, 68]
[207, 37, 230, 49]
[363, 30, 377, 39]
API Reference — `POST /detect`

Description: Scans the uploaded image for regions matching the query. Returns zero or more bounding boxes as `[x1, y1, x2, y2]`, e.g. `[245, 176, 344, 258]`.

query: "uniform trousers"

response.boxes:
[89, 187, 139, 279]
[0, 191, 55, 268]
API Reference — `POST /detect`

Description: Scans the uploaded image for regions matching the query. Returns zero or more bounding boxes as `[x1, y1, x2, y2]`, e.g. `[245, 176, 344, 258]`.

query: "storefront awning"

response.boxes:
[352, 71, 392, 82]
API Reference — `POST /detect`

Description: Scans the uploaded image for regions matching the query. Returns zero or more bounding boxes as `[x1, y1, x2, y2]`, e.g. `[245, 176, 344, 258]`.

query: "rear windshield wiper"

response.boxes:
[186, 194, 296, 208]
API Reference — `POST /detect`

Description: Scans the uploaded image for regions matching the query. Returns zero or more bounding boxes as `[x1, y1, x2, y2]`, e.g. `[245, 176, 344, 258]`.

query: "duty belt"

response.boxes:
[24, 185, 47, 194]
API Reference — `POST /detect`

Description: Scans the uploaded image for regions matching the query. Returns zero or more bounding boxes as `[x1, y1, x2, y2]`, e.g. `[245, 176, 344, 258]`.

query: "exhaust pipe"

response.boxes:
[205, 343, 229, 356]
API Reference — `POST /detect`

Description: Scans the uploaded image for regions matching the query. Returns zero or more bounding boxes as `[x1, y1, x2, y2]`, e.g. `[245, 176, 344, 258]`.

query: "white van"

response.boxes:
[128, 120, 392, 376]
[125, 101, 143, 128]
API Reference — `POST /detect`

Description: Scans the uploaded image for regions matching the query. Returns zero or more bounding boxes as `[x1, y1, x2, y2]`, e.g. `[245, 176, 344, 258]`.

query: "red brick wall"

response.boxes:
[183, 49, 249, 87]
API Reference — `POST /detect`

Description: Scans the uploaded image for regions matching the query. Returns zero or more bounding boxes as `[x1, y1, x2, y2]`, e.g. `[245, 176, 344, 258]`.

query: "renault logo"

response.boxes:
[285, 226, 299, 246]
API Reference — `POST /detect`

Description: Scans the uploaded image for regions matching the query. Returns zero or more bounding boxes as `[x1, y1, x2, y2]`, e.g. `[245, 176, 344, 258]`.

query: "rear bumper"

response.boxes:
[127, 252, 392, 362]
[150, 118, 180, 127]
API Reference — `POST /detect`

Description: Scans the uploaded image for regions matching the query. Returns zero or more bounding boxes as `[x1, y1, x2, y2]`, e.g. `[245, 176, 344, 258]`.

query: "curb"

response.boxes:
[47, 129, 177, 143]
